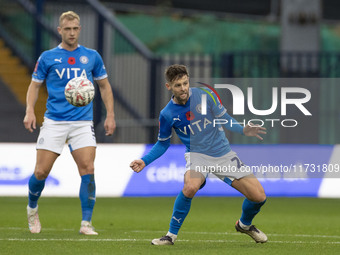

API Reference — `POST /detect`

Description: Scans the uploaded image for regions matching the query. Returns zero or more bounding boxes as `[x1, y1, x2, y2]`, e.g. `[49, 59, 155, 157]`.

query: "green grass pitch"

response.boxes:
[1, 196, 340, 255]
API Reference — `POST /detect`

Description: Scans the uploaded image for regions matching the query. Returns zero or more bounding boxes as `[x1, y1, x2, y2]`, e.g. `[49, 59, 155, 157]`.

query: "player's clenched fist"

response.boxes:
[130, 159, 146, 173]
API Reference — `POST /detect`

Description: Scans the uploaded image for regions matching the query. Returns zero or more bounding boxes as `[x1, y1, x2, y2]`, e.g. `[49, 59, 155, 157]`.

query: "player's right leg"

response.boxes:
[151, 170, 205, 245]
[27, 118, 66, 233]
[27, 149, 59, 233]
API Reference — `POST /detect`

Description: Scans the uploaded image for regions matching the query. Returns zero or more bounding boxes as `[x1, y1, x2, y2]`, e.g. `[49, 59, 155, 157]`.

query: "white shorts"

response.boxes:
[36, 117, 96, 154]
[184, 151, 252, 186]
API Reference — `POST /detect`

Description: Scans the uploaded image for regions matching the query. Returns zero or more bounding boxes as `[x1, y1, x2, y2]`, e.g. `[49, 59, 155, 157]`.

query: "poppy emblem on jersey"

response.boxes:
[68, 57, 76, 65]
[80, 56, 89, 64]
[186, 111, 195, 121]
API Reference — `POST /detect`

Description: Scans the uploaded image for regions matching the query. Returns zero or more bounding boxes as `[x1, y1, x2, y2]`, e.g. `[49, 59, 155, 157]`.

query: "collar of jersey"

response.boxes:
[58, 44, 81, 50]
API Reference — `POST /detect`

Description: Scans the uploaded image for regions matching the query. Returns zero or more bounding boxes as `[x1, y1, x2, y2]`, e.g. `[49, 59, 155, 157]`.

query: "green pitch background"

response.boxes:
[1, 197, 340, 255]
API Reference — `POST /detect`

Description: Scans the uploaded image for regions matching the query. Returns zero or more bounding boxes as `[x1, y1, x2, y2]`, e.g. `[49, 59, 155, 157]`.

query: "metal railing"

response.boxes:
[0, 0, 339, 144]
[0, 0, 159, 143]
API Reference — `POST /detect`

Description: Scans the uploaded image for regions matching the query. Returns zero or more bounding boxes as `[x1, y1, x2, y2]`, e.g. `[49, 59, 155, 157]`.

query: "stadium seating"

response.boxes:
[0, 39, 47, 126]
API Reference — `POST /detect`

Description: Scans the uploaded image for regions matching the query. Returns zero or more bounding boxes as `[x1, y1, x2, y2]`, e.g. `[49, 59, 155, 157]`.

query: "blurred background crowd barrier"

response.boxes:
[0, 0, 339, 144]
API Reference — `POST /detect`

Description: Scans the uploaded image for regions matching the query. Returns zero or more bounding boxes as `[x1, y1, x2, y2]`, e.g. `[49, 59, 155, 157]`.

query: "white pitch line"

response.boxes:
[3, 227, 340, 241]
[0, 238, 151, 242]
[131, 230, 340, 239]
[0, 227, 75, 231]
[1, 238, 340, 245]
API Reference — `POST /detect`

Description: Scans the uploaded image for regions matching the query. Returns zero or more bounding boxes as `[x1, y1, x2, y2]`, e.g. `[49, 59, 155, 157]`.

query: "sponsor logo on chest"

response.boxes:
[55, 68, 87, 79]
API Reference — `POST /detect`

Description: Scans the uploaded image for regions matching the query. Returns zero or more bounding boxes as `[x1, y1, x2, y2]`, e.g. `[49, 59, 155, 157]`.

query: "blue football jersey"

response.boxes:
[158, 87, 231, 157]
[32, 44, 107, 121]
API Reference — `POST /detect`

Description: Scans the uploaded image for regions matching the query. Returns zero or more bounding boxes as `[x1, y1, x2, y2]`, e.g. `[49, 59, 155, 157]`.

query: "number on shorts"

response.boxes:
[231, 156, 244, 169]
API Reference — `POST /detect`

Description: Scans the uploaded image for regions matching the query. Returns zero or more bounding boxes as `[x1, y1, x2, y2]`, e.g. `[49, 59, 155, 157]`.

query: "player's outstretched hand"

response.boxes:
[243, 122, 267, 140]
[130, 159, 146, 173]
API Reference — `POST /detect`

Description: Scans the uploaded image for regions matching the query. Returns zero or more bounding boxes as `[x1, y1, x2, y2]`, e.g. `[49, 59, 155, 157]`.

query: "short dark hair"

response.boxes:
[165, 64, 189, 83]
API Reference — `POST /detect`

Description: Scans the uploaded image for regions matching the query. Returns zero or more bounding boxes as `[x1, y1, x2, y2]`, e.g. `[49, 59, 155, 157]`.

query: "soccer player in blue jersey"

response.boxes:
[130, 64, 268, 244]
[23, 11, 116, 235]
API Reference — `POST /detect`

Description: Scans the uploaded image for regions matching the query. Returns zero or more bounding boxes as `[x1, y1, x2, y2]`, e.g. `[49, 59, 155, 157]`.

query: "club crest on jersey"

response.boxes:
[80, 56, 89, 64]
[196, 104, 202, 113]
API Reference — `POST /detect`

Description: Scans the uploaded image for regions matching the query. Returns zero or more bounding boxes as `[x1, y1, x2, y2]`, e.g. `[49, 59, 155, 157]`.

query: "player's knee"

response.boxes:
[250, 181, 266, 202]
[258, 192, 267, 203]
[182, 183, 200, 198]
[34, 169, 49, 180]
[78, 163, 94, 175]
[251, 190, 266, 203]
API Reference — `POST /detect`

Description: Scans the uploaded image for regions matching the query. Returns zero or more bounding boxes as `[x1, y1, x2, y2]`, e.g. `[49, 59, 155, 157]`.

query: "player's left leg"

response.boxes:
[68, 121, 97, 235]
[232, 174, 267, 243]
[71, 146, 98, 235]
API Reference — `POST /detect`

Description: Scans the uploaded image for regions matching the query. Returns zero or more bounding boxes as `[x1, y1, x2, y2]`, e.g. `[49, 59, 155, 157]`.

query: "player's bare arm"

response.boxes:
[130, 159, 146, 173]
[243, 123, 267, 140]
[23, 80, 43, 133]
[96, 78, 116, 136]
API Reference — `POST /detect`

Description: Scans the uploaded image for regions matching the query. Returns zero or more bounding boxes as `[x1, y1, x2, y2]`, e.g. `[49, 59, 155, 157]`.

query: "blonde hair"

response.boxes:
[59, 11, 80, 26]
